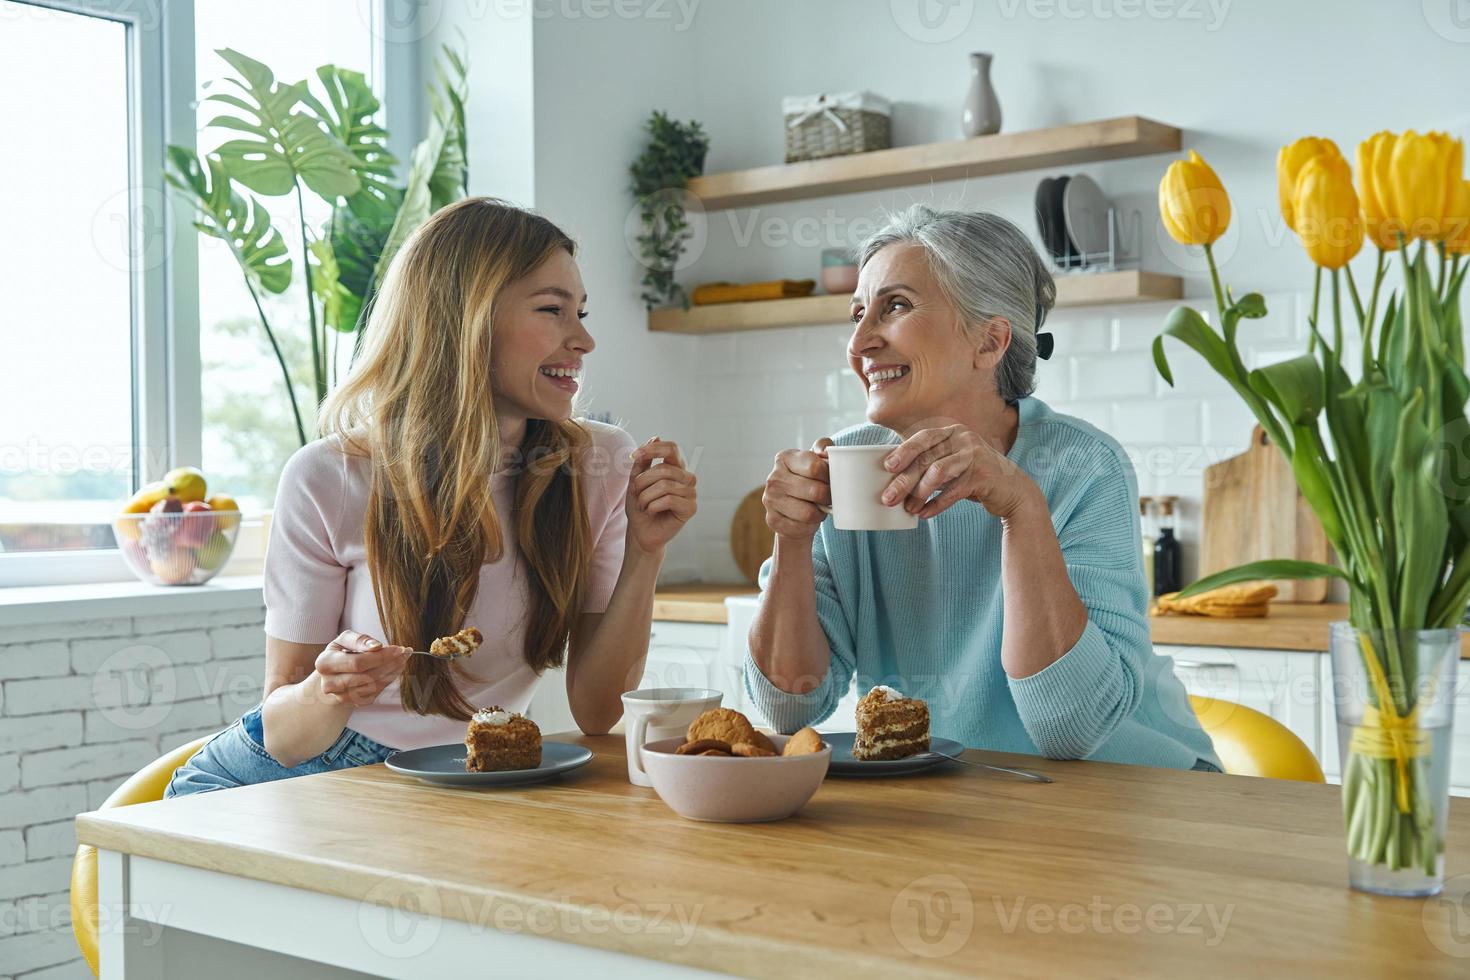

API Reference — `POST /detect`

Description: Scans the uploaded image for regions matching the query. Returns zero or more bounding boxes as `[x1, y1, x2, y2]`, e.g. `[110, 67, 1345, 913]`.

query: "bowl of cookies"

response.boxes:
[639, 707, 830, 822]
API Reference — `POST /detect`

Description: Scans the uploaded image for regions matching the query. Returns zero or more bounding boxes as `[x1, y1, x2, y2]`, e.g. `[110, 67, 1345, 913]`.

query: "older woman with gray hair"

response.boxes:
[748, 204, 1219, 771]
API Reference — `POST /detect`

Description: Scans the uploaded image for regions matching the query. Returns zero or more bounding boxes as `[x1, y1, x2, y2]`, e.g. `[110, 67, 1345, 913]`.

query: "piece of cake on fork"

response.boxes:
[464, 706, 541, 772]
[853, 685, 930, 761]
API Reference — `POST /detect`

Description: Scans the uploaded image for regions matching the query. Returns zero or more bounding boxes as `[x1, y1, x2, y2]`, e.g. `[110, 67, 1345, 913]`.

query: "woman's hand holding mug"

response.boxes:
[763, 438, 834, 540]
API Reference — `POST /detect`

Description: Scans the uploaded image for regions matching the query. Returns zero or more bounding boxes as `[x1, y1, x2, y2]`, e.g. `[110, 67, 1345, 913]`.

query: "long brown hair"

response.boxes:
[320, 198, 593, 720]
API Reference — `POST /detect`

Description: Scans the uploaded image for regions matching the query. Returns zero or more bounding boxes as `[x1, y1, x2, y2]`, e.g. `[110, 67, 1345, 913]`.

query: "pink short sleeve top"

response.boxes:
[262, 420, 636, 750]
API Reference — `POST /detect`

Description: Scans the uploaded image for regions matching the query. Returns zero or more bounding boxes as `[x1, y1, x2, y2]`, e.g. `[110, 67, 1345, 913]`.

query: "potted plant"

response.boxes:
[630, 111, 709, 310]
[1154, 134, 1468, 896]
[165, 43, 470, 447]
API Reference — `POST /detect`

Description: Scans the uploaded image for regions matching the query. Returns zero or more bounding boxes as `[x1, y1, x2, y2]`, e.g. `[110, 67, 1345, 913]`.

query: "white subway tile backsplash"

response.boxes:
[801, 324, 851, 368]
[736, 327, 805, 374]
[1070, 351, 1155, 401]
[1110, 399, 1203, 447]
[694, 333, 737, 376]
[1202, 398, 1262, 450]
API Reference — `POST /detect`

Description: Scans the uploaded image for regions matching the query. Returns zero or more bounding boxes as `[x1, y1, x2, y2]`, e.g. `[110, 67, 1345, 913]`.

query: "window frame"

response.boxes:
[2, 0, 395, 588]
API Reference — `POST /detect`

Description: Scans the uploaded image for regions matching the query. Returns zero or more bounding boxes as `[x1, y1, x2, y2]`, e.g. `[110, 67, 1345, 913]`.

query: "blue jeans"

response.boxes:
[165, 704, 397, 797]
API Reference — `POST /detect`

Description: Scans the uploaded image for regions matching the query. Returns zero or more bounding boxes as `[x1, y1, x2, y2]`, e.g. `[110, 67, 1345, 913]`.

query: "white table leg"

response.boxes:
[97, 849, 164, 979]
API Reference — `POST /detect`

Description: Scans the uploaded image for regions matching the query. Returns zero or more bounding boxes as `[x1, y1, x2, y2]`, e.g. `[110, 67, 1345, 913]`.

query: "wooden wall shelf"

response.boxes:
[686, 116, 1181, 210]
[648, 269, 1183, 335]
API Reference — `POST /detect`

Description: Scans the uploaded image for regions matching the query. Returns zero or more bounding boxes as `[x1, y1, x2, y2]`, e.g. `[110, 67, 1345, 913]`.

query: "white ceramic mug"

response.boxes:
[621, 687, 723, 786]
[823, 445, 919, 531]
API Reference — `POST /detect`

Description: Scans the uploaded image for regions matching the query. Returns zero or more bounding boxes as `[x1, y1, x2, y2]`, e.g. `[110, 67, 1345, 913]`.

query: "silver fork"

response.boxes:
[929, 751, 1053, 783]
[407, 649, 469, 662]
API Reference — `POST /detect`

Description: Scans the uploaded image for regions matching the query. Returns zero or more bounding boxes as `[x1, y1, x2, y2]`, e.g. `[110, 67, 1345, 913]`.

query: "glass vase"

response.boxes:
[1329, 621, 1459, 897]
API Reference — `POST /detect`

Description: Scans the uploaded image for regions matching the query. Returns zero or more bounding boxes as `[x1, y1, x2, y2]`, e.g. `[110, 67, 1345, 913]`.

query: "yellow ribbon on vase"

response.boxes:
[1347, 633, 1429, 814]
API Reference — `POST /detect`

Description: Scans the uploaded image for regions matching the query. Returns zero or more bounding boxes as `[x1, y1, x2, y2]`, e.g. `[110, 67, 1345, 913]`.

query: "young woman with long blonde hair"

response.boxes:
[168, 198, 697, 794]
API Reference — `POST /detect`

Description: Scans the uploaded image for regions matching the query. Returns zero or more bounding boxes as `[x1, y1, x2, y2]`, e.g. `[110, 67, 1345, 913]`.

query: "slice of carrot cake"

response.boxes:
[853, 685, 930, 761]
[464, 706, 541, 771]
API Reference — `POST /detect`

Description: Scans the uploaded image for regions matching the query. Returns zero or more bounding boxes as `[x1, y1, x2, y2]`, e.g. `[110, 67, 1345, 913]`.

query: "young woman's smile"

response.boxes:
[494, 248, 595, 424]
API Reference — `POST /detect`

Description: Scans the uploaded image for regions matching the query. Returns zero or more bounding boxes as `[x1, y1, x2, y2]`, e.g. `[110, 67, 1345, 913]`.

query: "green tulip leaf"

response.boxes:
[1173, 559, 1357, 601]
[1152, 334, 1174, 386]
[205, 48, 360, 201]
[1248, 354, 1323, 425]
[1232, 292, 1268, 319]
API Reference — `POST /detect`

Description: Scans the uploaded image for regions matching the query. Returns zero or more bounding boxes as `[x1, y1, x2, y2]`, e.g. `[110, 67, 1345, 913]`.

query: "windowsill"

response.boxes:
[0, 574, 264, 627]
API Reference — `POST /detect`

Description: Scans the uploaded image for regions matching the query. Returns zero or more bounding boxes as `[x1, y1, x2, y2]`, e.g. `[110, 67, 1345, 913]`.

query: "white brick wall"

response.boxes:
[0, 604, 265, 978]
[685, 292, 1312, 584]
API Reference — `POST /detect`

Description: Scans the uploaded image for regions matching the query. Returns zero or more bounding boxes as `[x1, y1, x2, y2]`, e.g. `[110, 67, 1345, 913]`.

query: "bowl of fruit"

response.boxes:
[113, 467, 242, 587]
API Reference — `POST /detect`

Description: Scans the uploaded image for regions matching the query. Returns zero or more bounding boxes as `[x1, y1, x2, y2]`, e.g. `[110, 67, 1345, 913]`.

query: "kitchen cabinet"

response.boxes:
[1156, 644, 1322, 758]
[638, 621, 730, 695]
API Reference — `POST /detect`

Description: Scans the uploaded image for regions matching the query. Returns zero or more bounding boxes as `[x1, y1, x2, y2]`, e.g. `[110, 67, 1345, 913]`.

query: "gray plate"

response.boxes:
[385, 741, 593, 787]
[823, 732, 967, 777]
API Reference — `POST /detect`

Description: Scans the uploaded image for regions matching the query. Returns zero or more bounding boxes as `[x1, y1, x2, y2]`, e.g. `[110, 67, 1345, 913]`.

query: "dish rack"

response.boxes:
[1049, 205, 1141, 273]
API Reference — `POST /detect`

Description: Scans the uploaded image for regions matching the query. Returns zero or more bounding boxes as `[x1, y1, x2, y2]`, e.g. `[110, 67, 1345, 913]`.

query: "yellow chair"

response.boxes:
[70, 735, 213, 976]
[1189, 695, 1325, 782]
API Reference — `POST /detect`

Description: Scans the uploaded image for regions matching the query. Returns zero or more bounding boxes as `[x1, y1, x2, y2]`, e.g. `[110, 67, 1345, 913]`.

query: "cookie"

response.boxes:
[697, 749, 732, 756]
[748, 730, 777, 755]
[675, 738, 731, 756]
[730, 741, 775, 758]
[782, 727, 824, 757]
[686, 708, 757, 747]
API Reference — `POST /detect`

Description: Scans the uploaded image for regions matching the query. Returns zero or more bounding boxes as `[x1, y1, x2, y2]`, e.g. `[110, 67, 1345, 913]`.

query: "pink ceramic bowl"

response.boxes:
[640, 733, 831, 822]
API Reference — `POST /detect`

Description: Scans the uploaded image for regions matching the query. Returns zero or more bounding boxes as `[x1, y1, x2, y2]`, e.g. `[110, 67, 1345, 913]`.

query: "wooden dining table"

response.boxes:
[76, 733, 1470, 978]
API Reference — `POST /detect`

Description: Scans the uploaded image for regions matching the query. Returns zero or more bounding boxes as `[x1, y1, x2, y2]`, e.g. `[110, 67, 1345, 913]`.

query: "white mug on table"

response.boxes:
[621, 687, 722, 786]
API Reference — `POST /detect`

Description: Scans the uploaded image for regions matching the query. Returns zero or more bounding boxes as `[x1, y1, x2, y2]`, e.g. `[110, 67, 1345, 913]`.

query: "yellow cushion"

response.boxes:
[1189, 695, 1325, 783]
[70, 735, 214, 976]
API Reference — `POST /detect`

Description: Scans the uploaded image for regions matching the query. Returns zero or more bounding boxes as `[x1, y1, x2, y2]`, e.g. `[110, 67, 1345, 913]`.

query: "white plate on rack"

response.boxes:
[1062, 174, 1112, 264]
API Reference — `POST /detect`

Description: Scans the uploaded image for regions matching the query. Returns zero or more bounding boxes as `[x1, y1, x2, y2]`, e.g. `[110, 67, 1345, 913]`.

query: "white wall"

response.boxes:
[422, 0, 1470, 584]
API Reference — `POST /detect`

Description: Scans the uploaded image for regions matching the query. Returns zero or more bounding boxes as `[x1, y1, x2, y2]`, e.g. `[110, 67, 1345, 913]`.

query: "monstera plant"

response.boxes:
[166, 44, 469, 445]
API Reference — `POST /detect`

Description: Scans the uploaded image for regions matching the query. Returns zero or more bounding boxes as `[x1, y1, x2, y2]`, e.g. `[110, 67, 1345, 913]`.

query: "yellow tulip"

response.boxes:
[1446, 179, 1470, 256]
[1292, 156, 1364, 269]
[1278, 137, 1348, 232]
[1159, 150, 1231, 246]
[1356, 131, 1402, 251]
[1387, 130, 1464, 241]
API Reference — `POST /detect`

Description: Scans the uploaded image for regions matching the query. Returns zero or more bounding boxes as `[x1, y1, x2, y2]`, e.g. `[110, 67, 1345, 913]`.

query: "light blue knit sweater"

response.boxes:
[745, 396, 1221, 771]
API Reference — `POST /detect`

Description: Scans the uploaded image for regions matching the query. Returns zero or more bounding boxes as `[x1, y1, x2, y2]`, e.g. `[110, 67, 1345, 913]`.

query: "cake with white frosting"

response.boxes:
[464, 706, 541, 771]
[853, 685, 930, 761]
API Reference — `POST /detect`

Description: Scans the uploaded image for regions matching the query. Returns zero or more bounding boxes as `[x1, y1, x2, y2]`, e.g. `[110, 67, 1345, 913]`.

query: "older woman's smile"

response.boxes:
[865, 363, 911, 389]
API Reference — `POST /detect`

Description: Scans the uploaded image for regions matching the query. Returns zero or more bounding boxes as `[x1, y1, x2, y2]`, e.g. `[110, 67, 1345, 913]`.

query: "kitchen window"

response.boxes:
[0, 0, 402, 587]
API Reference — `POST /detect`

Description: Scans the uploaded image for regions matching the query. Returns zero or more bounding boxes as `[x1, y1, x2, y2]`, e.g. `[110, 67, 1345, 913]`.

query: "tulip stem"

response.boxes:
[1365, 250, 1386, 338]
[1344, 264, 1365, 326]
[1331, 268, 1343, 355]
[1204, 243, 1227, 321]
[1437, 245, 1448, 298]
[1308, 267, 1322, 355]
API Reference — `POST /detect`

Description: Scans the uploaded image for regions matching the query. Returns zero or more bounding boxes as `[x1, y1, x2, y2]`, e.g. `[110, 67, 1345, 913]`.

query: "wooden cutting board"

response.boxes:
[730, 487, 775, 584]
[1200, 425, 1330, 602]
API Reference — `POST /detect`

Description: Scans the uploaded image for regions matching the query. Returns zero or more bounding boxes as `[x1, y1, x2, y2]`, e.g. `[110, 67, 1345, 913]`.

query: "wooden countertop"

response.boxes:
[78, 735, 1470, 977]
[661, 588, 1470, 656]
[1151, 602, 1470, 656]
[652, 583, 757, 623]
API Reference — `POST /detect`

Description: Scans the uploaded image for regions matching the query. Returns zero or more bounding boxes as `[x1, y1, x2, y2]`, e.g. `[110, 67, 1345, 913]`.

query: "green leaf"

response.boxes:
[205, 48, 360, 200]
[301, 66, 398, 225]
[1248, 354, 1323, 425]
[1232, 292, 1268, 318]
[1151, 334, 1174, 386]
[1391, 388, 1449, 629]
[164, 145, 291, 294]
[1174, 559, 1357, 601]
[370, 42, 469, 292]
[308, 239, 353, 333]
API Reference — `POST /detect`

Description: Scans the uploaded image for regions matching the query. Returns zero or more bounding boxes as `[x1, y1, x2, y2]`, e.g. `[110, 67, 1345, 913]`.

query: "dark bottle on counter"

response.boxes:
[1153, 496, 1182, 595]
